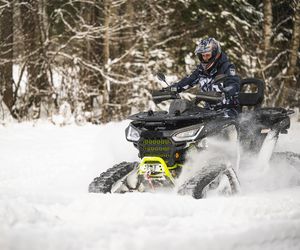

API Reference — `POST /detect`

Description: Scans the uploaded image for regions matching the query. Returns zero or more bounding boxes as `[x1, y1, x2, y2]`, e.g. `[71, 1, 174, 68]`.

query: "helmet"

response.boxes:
[195, 37, 221, 71]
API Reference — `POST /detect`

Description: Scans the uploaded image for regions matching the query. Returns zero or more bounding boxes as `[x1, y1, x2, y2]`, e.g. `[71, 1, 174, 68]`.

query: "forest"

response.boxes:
[0, 0, 299, 123]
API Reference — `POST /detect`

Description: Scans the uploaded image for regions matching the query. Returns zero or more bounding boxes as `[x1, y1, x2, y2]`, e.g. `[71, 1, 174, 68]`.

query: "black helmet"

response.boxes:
[195, 37, 221, 71]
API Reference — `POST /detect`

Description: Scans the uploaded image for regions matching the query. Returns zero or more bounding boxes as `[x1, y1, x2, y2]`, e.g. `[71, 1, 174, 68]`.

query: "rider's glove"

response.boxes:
[222, 85, 239, 107]
[223, 86, 236, 98]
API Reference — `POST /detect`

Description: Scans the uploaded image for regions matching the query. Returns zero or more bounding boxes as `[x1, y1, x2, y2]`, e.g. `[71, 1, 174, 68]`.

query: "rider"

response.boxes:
[167, 37, 240, 115]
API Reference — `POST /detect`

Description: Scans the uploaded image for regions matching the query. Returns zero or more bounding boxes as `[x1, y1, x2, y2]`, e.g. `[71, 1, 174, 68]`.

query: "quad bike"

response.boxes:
[89, 74, 294, 199]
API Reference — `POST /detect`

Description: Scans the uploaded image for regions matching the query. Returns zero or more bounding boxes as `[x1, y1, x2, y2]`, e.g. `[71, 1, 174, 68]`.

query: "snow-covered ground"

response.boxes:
[0, 119, 300, 250]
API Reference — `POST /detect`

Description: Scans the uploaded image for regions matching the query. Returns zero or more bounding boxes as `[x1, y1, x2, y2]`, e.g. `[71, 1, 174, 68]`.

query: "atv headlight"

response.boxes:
[172, 126, 203, 142]
[126, 125, 140, 142]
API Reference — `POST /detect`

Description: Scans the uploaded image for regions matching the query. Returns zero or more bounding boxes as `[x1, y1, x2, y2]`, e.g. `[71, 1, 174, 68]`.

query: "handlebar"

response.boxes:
[151, 90, 180, 104]
[152, 90, 224, 104]
[195, 92, 224, 104]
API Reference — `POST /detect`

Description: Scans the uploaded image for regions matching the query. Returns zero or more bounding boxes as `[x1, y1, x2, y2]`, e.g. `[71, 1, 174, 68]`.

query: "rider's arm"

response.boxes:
[171, 68, 201, 93]
[221, 64, 240, 97]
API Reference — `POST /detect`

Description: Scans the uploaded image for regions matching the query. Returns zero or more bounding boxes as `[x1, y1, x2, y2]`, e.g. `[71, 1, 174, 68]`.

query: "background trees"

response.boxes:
[0, 0, 14, 111]
[0, 0, 299, 123]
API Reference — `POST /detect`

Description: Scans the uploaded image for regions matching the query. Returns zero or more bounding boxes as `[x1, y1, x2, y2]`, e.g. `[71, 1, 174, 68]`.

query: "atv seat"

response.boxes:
[238, 78, 265, 109]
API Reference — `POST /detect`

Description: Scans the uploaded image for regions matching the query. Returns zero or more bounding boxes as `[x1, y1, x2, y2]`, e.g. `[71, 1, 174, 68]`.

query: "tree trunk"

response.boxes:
[80, 2, 96, 89]
[262, 0, 273, 66]
[78, 0, 103, 119]
[80, 2, 92, 87]
[0, 0, 14, 111]
[286, 0, 300, 82]
[101, 0, 111, 123]
[277, 0, 300, 107]
[107, 0, 135, 121]
[124, 0, 134, 51]
[19, 0, 49, 117]
[261, 0, 273, 105]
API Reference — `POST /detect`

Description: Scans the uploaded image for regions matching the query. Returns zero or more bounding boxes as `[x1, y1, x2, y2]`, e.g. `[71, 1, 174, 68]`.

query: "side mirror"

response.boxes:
[156, 72, 166, 83]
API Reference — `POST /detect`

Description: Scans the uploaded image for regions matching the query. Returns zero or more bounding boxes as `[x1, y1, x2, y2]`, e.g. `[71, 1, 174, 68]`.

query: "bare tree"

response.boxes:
[101, 0, 112, 123]
[1, 0, 297, 123]
[19, 0, 50, 117]
[0, 0, 14, 111]
[277, 0, 300, 107]
[262, 0, 273, 67]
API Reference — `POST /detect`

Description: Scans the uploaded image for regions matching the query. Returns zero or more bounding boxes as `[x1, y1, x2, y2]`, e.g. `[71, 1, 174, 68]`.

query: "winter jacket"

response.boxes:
[172, 52, 240, 109]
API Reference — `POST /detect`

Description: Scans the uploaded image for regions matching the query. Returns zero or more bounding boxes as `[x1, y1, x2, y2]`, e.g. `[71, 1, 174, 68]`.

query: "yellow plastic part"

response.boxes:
[138, 156, 176, 184]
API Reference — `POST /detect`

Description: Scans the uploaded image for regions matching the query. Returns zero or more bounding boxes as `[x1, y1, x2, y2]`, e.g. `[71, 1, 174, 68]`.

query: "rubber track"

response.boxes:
[88, 162, 138, 193]
[178, 164, 228, 199]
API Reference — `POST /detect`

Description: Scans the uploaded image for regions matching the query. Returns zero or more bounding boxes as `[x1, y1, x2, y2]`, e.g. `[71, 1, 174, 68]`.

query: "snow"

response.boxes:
[0, 119, 300, 250]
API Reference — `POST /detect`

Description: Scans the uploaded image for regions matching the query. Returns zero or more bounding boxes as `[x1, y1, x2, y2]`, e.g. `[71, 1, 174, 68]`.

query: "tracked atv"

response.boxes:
[89, 74, 294, 199]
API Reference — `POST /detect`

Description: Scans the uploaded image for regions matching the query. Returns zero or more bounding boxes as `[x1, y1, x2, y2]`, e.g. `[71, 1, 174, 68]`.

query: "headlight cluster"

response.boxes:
[126, 125, 140, 142]
[172, 126, 203, 142]
[126, 124, 203, 143]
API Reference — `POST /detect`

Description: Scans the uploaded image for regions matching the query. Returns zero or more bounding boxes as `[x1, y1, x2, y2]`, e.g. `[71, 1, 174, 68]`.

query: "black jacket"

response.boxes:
[173, 52, 240, 100]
